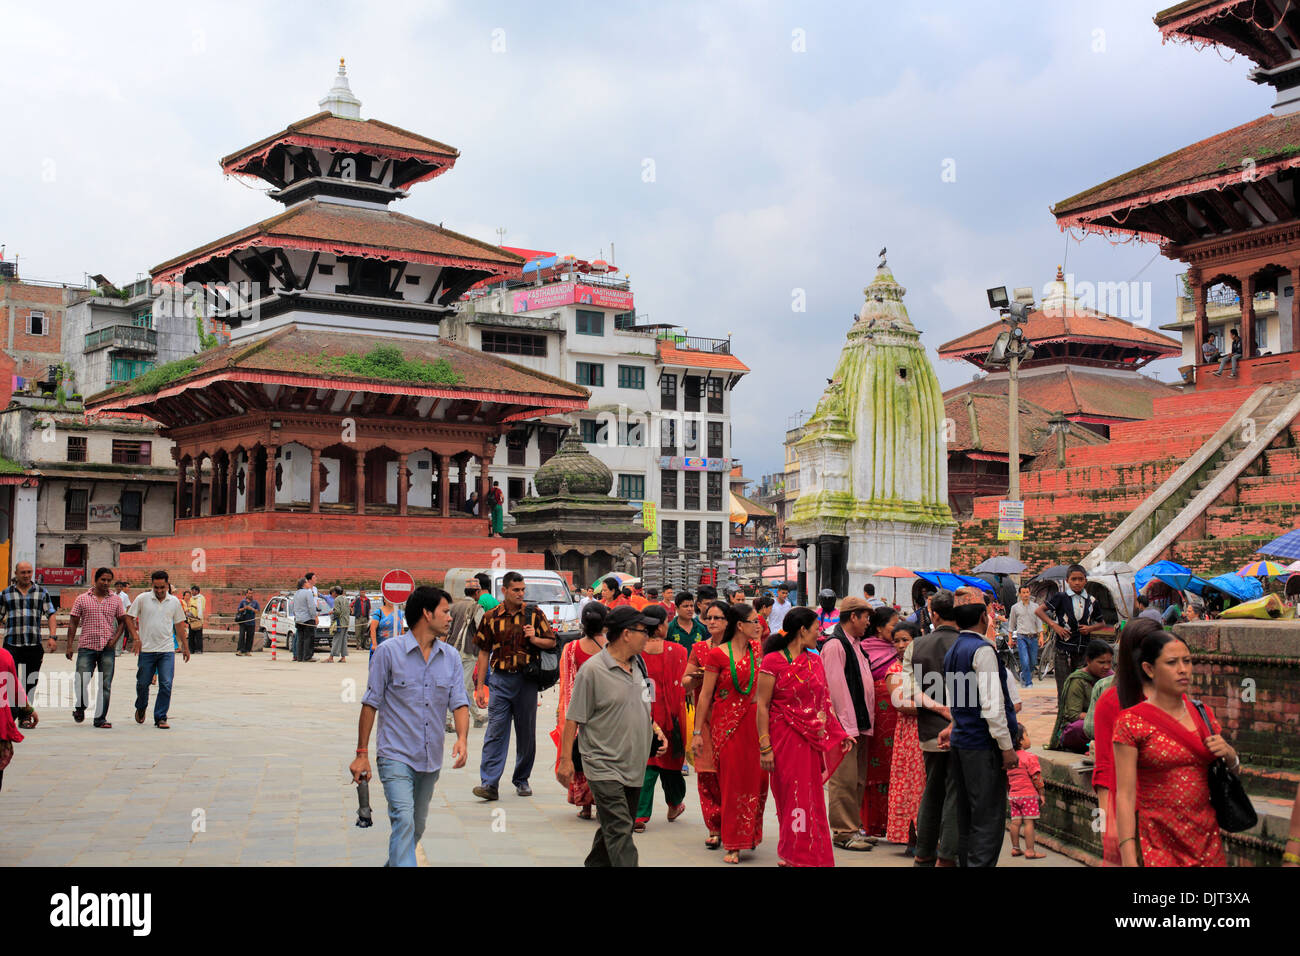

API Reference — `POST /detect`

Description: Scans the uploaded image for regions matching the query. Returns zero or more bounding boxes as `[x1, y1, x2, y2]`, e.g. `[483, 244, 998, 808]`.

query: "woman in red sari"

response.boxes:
[682, 600, 730, 849]
[693, 601, 769, 863]
[552, 602, 608, 817]
[859, 606, 900, 838]
[1114, 630, 1238, 867]
[756, 606, 849, 867]
[885, 621, 925, 851]
[636, 609, 689, 830]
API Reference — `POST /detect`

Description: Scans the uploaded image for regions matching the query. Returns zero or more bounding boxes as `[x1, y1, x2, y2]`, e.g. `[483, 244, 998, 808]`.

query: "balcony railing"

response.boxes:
[659, 333, 731, 354]
[84, 325, 157, 353]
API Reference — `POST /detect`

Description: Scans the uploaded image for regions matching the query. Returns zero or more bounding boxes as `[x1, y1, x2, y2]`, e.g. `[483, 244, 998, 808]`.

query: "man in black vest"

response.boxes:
[944, 598, 1020, 868]
[901, 589, 960, 866]
[1035, 565, 1102, 700]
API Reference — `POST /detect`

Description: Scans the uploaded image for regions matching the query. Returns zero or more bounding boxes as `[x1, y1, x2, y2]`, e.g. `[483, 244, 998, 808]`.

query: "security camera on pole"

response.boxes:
[984, 287, 1037, 571]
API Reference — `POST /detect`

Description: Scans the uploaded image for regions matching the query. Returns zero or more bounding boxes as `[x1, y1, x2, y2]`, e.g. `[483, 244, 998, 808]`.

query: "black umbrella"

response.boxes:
[1032, 565, 1072, 584]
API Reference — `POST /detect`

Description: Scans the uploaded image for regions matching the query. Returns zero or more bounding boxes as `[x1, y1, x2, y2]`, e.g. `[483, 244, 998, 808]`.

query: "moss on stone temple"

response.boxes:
[128, 357, 202, 396]
[314, 346, 464, 386]
[0, 455, 22, 476]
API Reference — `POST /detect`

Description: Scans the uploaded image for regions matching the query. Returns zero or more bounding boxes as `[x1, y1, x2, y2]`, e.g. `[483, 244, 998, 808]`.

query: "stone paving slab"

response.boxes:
[0, 652, 1080, 867]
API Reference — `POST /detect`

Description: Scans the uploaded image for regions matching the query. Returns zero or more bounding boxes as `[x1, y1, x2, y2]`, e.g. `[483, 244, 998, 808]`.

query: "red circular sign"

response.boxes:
[380, 569, 416, 605]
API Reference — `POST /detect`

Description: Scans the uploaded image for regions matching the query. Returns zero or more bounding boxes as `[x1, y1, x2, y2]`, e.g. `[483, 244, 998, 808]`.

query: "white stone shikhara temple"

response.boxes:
[789, 256, 955, 602]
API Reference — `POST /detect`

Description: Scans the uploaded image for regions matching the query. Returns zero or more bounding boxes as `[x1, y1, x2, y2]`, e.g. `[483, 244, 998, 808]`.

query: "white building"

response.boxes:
[448, 254, 750, 557]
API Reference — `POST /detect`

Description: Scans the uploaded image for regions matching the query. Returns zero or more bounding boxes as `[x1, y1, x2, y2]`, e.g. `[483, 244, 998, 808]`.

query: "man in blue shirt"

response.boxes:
[350, 586, 469, 867]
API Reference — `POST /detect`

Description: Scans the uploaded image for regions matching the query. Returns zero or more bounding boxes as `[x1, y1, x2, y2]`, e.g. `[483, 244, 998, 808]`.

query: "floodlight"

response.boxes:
[987, 286, 1009, 310]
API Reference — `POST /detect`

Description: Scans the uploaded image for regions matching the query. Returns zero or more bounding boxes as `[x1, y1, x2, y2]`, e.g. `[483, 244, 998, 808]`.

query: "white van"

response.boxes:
[443, 567, 582, 640]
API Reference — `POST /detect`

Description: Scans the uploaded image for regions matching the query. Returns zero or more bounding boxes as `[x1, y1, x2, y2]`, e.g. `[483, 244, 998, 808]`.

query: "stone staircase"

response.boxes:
[952, 382, 1300, 576]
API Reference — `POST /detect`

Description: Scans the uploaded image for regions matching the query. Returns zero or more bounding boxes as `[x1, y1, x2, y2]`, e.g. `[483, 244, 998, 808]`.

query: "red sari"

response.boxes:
[762, 649, 846, 866]
[886, 675, 924, 845]
[1112, 697, 1227, 867]
[553, 639, 597, 807]
[704, 639, 770, 851]
[860, 644, 898, 838]
[1091, 685, 1122, 866]
[689, 640, 722, 833]
[643, 641, 688, 772]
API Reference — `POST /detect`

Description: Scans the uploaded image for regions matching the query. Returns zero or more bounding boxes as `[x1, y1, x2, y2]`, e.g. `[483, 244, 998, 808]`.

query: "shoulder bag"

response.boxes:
[1190, 699, 1257, 833]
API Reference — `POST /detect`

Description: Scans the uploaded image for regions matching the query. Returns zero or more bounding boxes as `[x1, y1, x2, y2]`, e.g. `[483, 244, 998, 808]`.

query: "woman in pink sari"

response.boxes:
[552, 602, 607, 817]
[756, 606, 849, 867]
[0, 645, 36, 793]
[859, 606, 900, 837]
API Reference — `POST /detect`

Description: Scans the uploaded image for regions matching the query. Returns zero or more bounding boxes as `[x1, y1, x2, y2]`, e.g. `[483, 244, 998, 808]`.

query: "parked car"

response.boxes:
[260, 592, 335, 651]
[443, 567, 582, 641]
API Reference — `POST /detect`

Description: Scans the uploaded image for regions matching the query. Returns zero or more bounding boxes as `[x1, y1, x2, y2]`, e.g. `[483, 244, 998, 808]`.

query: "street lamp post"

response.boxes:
[985, 287, 1036, 572]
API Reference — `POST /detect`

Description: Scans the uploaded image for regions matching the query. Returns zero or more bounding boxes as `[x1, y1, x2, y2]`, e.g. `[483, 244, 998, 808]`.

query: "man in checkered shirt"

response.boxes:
[64, 567, 127, 728]
[1, 561, 59, 723]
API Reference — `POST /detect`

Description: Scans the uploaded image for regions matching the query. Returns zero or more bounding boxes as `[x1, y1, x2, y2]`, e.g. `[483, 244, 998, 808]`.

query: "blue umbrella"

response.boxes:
[914, 571, 996, 595]
[1257, 529, 1300, 561]
[1136, 560, 1193, 592]
[1205, 574, 1264, 602]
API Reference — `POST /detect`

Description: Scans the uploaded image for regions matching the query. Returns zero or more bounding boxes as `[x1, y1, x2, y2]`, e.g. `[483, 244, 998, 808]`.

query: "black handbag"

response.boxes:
[1190, 700, 1257, 833]
[519, 606, 560, 690]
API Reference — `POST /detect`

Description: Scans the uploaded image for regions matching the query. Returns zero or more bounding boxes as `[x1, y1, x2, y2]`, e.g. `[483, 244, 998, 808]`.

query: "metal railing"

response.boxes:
[659, 333, 731, 354]
[84, 325, 157, 352]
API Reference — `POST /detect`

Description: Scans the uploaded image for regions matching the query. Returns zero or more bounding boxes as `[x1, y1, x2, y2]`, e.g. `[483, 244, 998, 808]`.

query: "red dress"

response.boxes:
[1112, 698, 1227, 867]
[689, 640, 722, 833]
[704, 639, 770, 851]
[885, 670, 924, 845]
[554, 640, 597, 807]
[1090, 685, 1122, 866]
[762, 649, 846, 866]
[643, 641, 688, 772]
[861, 662, 898, 837]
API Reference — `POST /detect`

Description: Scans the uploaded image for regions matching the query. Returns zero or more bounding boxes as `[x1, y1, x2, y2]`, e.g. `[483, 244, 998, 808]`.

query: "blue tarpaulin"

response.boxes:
[1136, 560, 1193, 592]
[1205, 574, 1265, 602]
[915, 571, 996, 595]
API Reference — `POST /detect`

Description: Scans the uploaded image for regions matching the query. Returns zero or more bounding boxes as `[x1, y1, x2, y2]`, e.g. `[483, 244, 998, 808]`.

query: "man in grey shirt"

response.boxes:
[558, 605, 668, 867]
[1006, 586, 1041, 688]
[291, 577, 317, 662]
[1134, 594, 1165, 623]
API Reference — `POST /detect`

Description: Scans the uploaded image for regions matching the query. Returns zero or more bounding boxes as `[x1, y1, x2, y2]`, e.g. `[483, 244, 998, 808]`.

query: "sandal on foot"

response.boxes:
[577, 807, 593, 819]
[94, 722, 112, 729]
[723, 851, 740, 864]
[667, 802, 686, 822]
[1025, 851, 1046, 859]
[705, 834, 721, 850]
[1010, 847, 1023, 857]
[633, 820, 647, 833]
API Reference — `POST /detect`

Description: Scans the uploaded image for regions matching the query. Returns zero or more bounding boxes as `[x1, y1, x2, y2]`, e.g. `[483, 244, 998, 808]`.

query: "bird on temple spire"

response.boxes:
[878, 247, 887, 268]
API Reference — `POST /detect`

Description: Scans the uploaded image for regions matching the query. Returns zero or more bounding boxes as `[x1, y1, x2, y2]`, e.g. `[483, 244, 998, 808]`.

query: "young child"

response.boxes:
[1007, 725, 1045, 859]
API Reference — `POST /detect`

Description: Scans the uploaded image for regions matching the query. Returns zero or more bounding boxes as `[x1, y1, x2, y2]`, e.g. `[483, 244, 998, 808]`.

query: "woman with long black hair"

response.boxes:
[692, 601, 769, 863]
[755, 606, 850, 866]
[682, 600, 730, 849]
[1113, 630, 1238, 866]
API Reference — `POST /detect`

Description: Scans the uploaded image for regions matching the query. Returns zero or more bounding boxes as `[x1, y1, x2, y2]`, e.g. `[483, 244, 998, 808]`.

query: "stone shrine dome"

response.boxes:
[533, 429, 612, 496]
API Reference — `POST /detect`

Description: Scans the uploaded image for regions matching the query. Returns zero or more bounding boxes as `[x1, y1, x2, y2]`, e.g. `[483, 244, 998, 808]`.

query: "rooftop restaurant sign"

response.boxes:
[656, 457, 731, 472]
[512, 282, 633, 314]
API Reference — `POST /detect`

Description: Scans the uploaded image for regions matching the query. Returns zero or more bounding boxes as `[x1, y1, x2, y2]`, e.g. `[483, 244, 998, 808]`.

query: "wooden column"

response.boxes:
[355, 451, 367, 515]
[396, 452, 409, 516]
[175, 460, 187, 520]
[478, 454, 491, 523]
[227, 454, 240, 515]
[438, 454, 451, 518]
[1241, 273, 1257, 359]
[192, 454, 205, 517]
[1291, 265, 1300, 354]
[1190, 268, 1207, 367]
[456, 458, 467, 509]
[209, 454, 221, 516]
[310, 447, 322, 514]
[264, 446, 278, 513]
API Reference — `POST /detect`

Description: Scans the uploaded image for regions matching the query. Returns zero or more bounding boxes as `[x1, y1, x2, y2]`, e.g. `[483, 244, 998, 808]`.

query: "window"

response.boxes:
[111, 440, 151, 465]
[707, 520, 723, 555]
[65, 489, 88, 531]
[482, 330, 548, 356]
[67, 436, 87, 463]
[707, 376, 724, 414]
[121, 491, 143, 532]
[614, 310, 637, 330]
[707, 472, 723, 511]
[576, 362, 604, 387]
[618, 420, 645, 447]
[131, 308, 153, 330]
[318, 263, 335, 275]
[684, 420, 699, 452]
[683, 520, 700, 552]
[660, 470, 678, 509]
[538, 428, 560, 465]
[27, 311, 46, 336]
[617, 365, 645, 389]
[579, 419, 602, 443]
[110, 357, 154, 383]
[660, 417, 677, 451]
[618, 474, 645, 501]
[660, 373, 677, 410]
[684, 471, 701, 510]
[707, 421, 724, 459]
[405, 274, 420, 285]
[661, 519, 678, 551]
[506, 429, 528, 467]
[508, 477, 524, 504]
[683, 375, 702, 412]
[576, 309, 604, 336]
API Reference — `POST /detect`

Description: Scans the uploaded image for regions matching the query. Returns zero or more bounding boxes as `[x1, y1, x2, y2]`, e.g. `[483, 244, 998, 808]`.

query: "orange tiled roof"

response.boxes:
[221, 112, 459, 173]
[152, 200, 523, 280]
[944, 368, 1177, 422]
[657, 341, 750, 373]
[938, 305, 1181, 359]
[943, 391, 1107, 458]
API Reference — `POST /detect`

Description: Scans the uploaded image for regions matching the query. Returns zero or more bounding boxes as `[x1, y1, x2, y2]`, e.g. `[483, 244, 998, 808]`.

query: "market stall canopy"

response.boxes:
[972, 556, 1027, 575]
[1136, 560, 1193, 592]
[1205, 574, 1265, 603]
[915, 571, 995, 594]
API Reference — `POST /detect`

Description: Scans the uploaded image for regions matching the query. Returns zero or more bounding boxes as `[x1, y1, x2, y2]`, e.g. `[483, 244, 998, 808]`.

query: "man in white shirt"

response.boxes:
[1006, 586, 1041, 688]
[115, 581, 132, 656]
[187, 584, 207, 654]
[768, 586, 793, 633]
[126, 571, 189, 729]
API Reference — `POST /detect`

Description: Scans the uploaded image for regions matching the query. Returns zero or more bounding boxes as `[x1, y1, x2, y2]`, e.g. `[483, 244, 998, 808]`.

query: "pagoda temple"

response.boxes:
[86, 63, 588, 605]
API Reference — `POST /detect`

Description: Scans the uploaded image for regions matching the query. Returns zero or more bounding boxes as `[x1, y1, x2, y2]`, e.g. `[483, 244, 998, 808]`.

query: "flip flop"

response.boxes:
[723, 851, 740, 864]
[1025, 851, 1046, 859]
[705, 834, 721, 850]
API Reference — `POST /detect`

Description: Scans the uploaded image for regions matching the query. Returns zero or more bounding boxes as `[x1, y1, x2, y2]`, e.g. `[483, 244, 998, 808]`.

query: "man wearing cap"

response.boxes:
[820, 596, 876, 850]
[558, 605, 669, 866]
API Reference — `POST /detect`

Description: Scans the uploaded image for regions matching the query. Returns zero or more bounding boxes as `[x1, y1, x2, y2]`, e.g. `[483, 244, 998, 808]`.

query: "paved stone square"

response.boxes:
[0, 650, 1079, 867]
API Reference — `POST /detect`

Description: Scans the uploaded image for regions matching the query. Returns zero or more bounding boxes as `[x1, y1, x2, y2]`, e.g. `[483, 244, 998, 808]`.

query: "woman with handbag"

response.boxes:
[1113, 630, 1238, 866]
[691, 601, 770, 863]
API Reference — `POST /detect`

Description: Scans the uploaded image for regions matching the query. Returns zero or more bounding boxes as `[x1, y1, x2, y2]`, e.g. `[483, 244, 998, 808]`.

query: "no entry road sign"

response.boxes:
[380, 569, 416, 606]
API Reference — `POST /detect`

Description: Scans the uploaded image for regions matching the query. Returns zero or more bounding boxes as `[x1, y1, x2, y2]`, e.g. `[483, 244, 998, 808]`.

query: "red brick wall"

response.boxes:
[0, 281, 70, 383]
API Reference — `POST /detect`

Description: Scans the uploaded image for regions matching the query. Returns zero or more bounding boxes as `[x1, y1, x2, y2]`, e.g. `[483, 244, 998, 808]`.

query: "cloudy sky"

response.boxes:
[1, 1, 1274, 477]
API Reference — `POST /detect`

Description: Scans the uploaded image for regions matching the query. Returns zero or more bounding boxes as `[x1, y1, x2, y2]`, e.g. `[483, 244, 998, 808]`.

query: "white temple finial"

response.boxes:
[320, 58, 362, 120]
